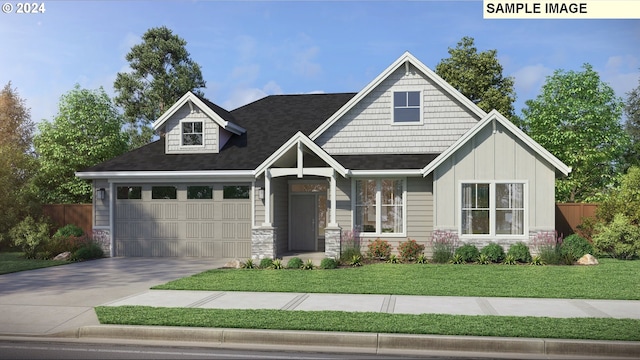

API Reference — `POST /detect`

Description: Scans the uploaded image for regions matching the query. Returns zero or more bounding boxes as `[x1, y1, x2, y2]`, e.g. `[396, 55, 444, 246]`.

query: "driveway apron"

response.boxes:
[0, 257, 226, 336]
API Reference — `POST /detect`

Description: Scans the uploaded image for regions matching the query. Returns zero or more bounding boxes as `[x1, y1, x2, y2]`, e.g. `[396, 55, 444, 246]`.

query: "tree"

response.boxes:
[521, 64, 629, 202]
[114, 26, 206, 149]
[435, 36, 516, 120]
[623, 74, 640, 169]
[0, 82, 38, 244]
[33, 85, 129, 203]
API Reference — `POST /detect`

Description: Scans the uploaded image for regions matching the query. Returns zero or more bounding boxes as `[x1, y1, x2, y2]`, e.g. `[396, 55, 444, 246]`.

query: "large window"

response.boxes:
[461, 182, 525, 236]
[393, 91, 421, 123]
[355, 179, 404, 234]
[182, 121, 203, 146]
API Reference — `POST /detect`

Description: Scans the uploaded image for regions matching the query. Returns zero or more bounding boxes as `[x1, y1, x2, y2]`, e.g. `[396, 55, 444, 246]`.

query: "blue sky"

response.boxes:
[1, 1, 638, 124]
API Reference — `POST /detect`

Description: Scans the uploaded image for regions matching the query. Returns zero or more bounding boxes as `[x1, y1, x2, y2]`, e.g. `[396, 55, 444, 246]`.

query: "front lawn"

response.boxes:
[154, 259, 639, 300]
[0, 252, 70, 275]
[95, 306, 640, 341]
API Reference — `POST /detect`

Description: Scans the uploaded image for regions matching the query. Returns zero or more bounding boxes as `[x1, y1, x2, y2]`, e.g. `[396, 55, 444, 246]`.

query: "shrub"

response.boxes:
[531, 231, 563, 265]
[286, 257, 303, 269]
[480, 243, 505, 263]
[301, 259, 314, 270]
[271, 259, 284, 269]
[450, 254, 464, 264]
[503, 254, 517, 265]
[320, 258, 337, 269]
[53, 224, 84, 238]
[530, 255, 544, 265]
[340, 228, 362, 263]
[71, 241, 103, 261]
[386, 254, 400, 264]
[477, 253, 490, 265]
[9, 216, 51, 259]
[429, 230, 458, 264]
[259, 258, 274, 269]
[397, 238, 425, 262]
[559, 234, 594, 262]
[593, 214, 640, 260]
[348, 254, 362, 267]
[454, 244, 480, 263]
[241, 259, 255, 269]
[506, 242, 532, 263]
[41, 235, 91, 260]
[416, 254, 428, 264]
[366, 238, 391, 259]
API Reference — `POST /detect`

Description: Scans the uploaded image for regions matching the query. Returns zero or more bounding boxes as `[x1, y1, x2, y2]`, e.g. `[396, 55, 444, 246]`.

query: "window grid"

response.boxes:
[182, 121, 203, 146]
[461, 182, 526, 237]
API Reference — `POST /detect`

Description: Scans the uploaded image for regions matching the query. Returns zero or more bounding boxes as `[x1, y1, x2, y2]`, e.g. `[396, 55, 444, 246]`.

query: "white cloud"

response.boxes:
[293, 45, 322, 78]
[222, 81, 283, 110]
[602, 55, 640, 99]
[230, 64, 261, 83]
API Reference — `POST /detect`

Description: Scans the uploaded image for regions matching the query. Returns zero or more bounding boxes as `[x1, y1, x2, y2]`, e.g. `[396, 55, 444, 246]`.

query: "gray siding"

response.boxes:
[253, 178, 265, 227]
[316, 64, 480, 155]
[94, 179, 110, 227]
[165, 104, 219, 154]
[272, 177, 289, 253]
[406, 176, 433, 244]
[335, 176, 352, 230]
[433, 122, 556, 247]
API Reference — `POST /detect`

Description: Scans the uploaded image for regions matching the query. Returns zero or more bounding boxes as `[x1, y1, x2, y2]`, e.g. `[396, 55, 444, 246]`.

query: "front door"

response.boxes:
[290, 194, 316, 251]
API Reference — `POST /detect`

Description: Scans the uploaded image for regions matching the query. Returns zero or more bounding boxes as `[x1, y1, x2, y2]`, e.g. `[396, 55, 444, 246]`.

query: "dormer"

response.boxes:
[152, 91, 246, 154]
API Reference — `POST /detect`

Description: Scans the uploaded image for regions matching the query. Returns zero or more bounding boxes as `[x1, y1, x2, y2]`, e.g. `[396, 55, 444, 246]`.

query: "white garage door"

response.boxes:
[114, 184, 251, 257]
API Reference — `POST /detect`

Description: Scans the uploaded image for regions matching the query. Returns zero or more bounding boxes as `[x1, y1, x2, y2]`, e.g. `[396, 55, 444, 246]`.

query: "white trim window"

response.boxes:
[393, 91, 421, 123]
[182, 121, 203, 146]
[461, 182, 525, 236]
[355, 179, 405, 234]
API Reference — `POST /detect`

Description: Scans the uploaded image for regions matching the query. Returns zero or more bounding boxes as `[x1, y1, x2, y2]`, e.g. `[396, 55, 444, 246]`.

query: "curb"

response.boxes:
[76, 325, 640, 358]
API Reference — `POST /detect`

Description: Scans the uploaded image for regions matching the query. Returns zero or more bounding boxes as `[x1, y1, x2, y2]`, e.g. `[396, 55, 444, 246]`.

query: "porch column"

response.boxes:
[329, 170, 338, 227]
[262, 169, 272, 226]
[324, 226, 341, 259]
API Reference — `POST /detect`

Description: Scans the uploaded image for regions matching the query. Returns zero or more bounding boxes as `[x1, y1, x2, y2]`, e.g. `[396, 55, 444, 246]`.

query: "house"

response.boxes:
[76, 52, 570, 259]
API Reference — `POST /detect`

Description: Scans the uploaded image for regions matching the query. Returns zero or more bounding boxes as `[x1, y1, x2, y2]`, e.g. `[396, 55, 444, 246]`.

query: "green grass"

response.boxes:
[0, 252, 70, 275]
[154, 259, 640, 300]
[95, 306, 640, 341]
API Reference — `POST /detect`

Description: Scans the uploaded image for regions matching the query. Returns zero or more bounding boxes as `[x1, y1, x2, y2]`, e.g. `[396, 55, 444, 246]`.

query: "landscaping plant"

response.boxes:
[348, 254, 362, 267]
[503, 254, 517, 265]
[506, 242, 532, 263]
[53, 224, 84, 238]
[560, 234, 594, 262]
[415, 254, 428, 264]
[71, 241, 104, 261]
[480, 242, 505, 263]
[450, 254, 464, 264]
[366, 238, 391, 260]
[531, 231, 563, 265]
[271, 259, 284, 269]
[9, 216, 51, 259]
[397, 238, 425, 262]
[301, 259, 315, 270]
[386, 254, 400, 264]
[286, 257, 303, 269]
[259, 258, 274, 269]
[320, 258, 337, 269]
[593, 214, 640, 259]
[241, 259, 255, 269]
[454, 243, 480, 263]
[340, 228, 362, 263]
[429, 230, 458, 263]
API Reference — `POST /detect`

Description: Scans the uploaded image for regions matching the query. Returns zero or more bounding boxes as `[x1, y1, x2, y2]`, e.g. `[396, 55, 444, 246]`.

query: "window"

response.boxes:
[187, 186, 212, 199]
[393, 91, 421, 123]
[182, 121, 203, 146]
[152, 186, 177, 199]
[355, 179, 404, 234]
[117, 186, 141, 200]
[461, 182, 525, 236]
[223, 185, 250, 199]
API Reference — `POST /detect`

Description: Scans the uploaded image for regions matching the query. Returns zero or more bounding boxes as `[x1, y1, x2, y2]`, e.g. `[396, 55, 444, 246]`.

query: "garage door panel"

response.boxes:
[150, 240, 179, 257]
[186, 203, 215, 220]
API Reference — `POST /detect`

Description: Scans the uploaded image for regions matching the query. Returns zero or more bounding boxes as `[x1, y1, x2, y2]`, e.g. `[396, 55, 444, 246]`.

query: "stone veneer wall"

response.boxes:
[432, 228, 557, 255]
[251, 227, 277, 259]
[92, 229, 111, 257]
[324, 227, 341, 259]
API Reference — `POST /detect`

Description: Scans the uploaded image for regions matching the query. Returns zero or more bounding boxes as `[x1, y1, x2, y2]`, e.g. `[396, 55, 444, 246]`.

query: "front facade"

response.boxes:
[77, 52, 570, 259]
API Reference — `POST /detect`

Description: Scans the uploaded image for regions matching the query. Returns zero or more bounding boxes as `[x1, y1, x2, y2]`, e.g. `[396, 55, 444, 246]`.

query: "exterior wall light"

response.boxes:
[96, 188, 106, 200]
[258, 187, 265, 200]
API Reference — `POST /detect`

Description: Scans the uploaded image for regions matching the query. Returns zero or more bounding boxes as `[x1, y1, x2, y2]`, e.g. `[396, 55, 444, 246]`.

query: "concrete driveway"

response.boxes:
[0, 257, 227, 336]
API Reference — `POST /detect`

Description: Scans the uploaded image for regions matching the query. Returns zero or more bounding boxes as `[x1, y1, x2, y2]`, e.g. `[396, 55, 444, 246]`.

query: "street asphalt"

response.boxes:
[0, 257, 639, 358]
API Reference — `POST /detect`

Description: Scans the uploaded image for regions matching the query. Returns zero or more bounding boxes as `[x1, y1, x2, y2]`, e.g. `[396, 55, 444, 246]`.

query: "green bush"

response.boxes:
[366, 238, 392, 259]
[41, 235, 90, 259]
[454, 244, 480, 263]
[53, 224, 84, 238]
[71, 242, 103, 261]
[340, 228, 361, 263]
[259, 258, 273, 269]
[320, 258, 337, 269]
[340, 246, 361, 264]
[9, 216, 51, 259]
[397, 238, 425, 262]
[593, 214, 640, 260]
[560, 234, 594, 262]
[480, 243, 505, 263]
[286, 257, 303, 269]
[429, 230, 458, 264]
[531, 231, 562, 265]
[507, 242, 532, 263]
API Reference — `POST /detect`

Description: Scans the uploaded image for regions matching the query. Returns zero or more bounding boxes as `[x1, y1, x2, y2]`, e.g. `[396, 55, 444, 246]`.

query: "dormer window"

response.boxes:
[182, 121, 203, 146]
[393, 91, 421, 123]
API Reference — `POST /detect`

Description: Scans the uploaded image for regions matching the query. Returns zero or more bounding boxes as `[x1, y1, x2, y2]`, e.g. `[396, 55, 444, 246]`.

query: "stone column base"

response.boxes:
[324, 226, 342, 259]
[252, 226, 277, 260]
[92, 229, 112, 257]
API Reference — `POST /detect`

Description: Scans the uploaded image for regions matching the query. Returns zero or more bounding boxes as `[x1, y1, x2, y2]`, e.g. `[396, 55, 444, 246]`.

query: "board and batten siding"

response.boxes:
[272, 177, 289, 253]
[433, 122, 556, 246]
[94, 179, 110, 227]
[316, 64, 481, 155]
[406, 176, 433, 245]
[164, 103, 219, 154]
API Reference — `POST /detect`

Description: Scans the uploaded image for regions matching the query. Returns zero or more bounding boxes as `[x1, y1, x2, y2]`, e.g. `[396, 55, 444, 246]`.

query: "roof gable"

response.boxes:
[152, 91, 246, 135]
[421, 110, 571, 177]
[309, 51, 487, 141]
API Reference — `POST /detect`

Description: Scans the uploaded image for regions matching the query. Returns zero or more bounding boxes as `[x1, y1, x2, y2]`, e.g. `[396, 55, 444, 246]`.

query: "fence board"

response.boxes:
[42, 204, 92, 236]
[555, 203, 598, 237]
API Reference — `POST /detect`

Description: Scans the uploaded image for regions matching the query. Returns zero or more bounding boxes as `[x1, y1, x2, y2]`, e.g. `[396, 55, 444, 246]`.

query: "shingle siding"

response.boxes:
[316, 65, 481, 155]
[165, 104, 219, 154]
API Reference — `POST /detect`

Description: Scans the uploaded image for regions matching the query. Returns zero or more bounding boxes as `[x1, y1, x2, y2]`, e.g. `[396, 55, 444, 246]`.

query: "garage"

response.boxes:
[114, 184, 252, 257]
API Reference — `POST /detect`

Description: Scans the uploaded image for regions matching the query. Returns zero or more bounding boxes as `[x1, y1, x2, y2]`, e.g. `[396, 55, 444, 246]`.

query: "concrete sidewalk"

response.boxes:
[102, 290, 640, 319]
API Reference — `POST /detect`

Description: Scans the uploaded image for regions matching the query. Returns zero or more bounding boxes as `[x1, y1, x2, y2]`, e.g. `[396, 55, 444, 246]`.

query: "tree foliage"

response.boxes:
[623, 74, 640, 169]
[0, 82, 38, 244]
[33, 85, 128, 203]
[521, 64, 628, 202]
[435, 36, 516, 120]
[114, 26, 206, 149]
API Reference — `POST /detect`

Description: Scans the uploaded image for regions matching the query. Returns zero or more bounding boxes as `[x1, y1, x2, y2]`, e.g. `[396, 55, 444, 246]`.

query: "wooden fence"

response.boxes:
[555, 203, 598, 237]
[42, 204, 93, 236]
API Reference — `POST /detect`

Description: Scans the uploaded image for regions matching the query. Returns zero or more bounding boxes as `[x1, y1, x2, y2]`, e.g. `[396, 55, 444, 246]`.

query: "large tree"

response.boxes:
[0, 82, 38, 243]
[33, 85, 129, 203]
[623, 74, 640, 169]
[435, 36, 516, 120]
[114, 26, 206, 149]
[521, 64, 629, 202]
